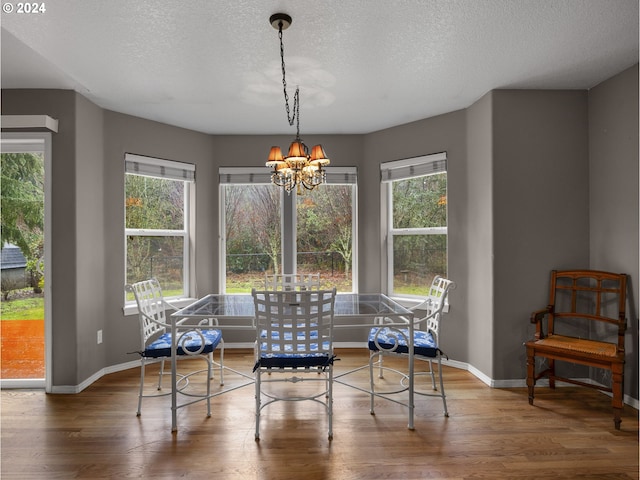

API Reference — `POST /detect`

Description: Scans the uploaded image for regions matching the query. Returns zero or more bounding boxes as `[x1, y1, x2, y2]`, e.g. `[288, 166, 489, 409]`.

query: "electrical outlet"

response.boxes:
[97, 329, 103, 344]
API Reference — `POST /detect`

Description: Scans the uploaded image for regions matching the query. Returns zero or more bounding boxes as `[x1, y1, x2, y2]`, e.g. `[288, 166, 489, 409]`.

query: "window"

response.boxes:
[220, 167, 357, 293]
[125, 154, 195, 300]
[221, 181, 282, 293]
[296, 183, 356, 292]
[382, 153, 447, 297]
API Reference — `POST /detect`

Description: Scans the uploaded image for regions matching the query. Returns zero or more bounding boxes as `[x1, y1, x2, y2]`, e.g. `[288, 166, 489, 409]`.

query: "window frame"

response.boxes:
[1, 132, 53, 391]
[218, 174, 280, 294]
[219, 166, 358, 294]
[124, 153, 195, 307]
[295, 180, 359, 293]
[381, 152, 447, 300]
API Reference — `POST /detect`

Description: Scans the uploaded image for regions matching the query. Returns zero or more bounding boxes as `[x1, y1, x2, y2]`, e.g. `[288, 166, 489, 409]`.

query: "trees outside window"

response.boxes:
[220, 167, 357, 293]
[125, 155, 193, 300]
[296, 184, 353, 291]
[383, 154, 447, 297]
[0, 152, 45, 295]
[223, 184, 281, 292]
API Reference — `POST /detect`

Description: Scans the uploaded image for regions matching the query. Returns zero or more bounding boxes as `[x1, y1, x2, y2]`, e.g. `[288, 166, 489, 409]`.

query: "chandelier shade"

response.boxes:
[309, 145, 330, 166]
[265, 13, 330, 195]
[266, 146, 284, 164]
[286, 141, 307, 161]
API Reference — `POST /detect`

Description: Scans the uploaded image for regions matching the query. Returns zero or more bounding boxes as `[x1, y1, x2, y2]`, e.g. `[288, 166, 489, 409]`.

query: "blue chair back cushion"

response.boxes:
[144, 329, 222, 358]
[368, 327, 439, 358]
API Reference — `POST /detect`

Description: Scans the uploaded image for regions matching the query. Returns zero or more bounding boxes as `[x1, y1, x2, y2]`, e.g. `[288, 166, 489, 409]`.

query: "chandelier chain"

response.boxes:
[266, 13, 329, 195]
[278, 23, 300, 139]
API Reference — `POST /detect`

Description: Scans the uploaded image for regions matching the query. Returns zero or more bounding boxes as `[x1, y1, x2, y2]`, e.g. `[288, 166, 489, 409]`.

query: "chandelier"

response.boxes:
[266, 13, 330, 195]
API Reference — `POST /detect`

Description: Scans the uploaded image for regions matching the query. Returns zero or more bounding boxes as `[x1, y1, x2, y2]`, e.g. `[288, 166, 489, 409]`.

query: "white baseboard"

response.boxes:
[439, 357, 640, 410]
[0, 378, 45, 389]
[49, 360, 142, 394]
[21, 344, 640, 410]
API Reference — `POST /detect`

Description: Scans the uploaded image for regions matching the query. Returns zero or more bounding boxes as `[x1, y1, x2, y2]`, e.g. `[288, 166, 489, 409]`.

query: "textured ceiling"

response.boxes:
[1, 0, 638, 135]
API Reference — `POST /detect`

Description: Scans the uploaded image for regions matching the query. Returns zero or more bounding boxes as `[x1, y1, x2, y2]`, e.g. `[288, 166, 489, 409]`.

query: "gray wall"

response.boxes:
[363, 109, 469, 364]
[75, 93, 106, 382]
[492, 89, 590, 381]
[2, 63, 637, 400]
[3, 90, 79, 386]
[465, 92, 494, 376]
[588, 64, 639, 399]
[102, 110, 216, 366]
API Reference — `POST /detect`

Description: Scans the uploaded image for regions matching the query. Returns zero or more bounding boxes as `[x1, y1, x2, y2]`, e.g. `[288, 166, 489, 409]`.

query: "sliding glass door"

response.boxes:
[1, 133, 51, 389]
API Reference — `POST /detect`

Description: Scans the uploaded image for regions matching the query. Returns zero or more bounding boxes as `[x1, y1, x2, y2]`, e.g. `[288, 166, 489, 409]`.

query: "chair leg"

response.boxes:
[255, 370, 261, 441]
[208, 352, 214, 379]
[137, 358, 145, 416]
[436, 355, 448, 417]
[612, 363, 624, 430]
[157, 358, 165, 390]
[205, 356, 212, 417]
[328, 365, 334, 440]
[207, 318, 217, 382]
[218, 340, 225, 386]
[207, 337, 225, 385]
[428, 359, 437, 390]
[548, 359, 556, 389]
[369, 352, 377, 415]
[526, 348, 535, 405]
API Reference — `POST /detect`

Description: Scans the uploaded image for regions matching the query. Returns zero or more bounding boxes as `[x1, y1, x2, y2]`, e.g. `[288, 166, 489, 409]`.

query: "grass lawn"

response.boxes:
[1, 293, 44, 320]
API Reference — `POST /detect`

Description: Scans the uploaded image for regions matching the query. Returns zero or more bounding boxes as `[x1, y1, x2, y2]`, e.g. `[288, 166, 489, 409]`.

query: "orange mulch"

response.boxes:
[1, 320, 45, 379]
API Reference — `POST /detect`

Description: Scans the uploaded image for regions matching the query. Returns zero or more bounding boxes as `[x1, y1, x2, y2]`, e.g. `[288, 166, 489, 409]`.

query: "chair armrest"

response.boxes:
[409, 299, 433, 326]
[162, 298, 179, 312]
[139, 310, 172, 330]
[162, 299, 192, 326]
[409, 298, 433, 312]
[530, 305, 552, 340]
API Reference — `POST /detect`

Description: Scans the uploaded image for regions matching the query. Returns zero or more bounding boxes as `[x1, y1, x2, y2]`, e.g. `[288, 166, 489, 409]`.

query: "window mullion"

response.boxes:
[282, 190, 295, 274]
[183, 182, 190, 297]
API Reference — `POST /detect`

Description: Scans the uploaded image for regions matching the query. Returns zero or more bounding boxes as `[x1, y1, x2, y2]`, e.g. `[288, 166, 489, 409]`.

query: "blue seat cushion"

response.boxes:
[255, 329, 333, 370]
[368, 327, 439, 358]
[256, 352, 333, 370]
[144, 329, 222, 358]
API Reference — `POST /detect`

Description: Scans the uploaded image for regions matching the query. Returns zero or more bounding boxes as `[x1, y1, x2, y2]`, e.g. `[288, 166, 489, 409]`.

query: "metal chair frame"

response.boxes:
[368, 276, 455, 417]
[252, 288, 337, 440]
[126, 278, 224, 416]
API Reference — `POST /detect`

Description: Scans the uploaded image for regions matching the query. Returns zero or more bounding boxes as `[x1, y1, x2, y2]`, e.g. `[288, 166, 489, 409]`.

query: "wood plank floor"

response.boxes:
[2, 349, 638, 479]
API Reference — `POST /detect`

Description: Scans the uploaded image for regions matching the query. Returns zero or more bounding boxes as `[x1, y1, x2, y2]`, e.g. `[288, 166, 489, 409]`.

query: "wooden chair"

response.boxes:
[252, 288, 337, 440]
[126, 278, 224, 416]
[525, 270, 627, 429]
[368, 276, 455, 417]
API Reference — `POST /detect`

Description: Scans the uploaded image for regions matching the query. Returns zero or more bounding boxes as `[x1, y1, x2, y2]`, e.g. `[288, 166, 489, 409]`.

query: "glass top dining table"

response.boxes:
[169, 293, 416, 432]
[173, 293, 413, 323]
